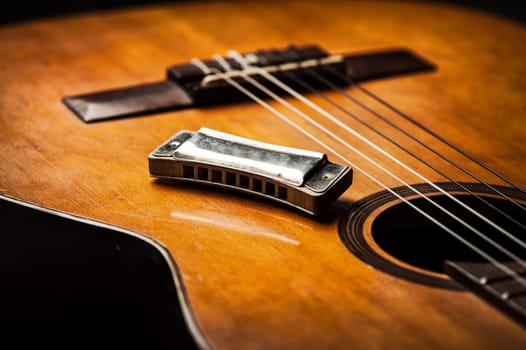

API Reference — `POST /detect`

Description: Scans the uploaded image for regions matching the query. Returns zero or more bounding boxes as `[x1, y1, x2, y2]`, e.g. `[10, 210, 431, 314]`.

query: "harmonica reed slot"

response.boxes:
[240, 175, 250, 189]
[252, 178, 262, 192]
[278, 186, 288, 200]
[183, 165, 194, 179]
[226, 172, 236, 186]
[197, 167, 209, 181]
[211, 169, 222, 183]
[265, 182, 276, 196]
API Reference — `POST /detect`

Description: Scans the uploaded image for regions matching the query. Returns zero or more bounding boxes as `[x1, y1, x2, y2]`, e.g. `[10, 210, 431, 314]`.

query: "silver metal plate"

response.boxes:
[171, 128, 324, 186]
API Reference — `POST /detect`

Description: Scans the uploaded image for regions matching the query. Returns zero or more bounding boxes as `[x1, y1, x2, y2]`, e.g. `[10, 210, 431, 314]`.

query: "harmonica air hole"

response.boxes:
[183, 165, 194, 179]
[226, 172, 236, 186]
[211, 169, 222, 183]
[240, 175, 250, 189]
[253, 178, 263, 192]
[265, 182, 276, 196]
[197, 167, 209, 181]
[278, 186, 288, 200]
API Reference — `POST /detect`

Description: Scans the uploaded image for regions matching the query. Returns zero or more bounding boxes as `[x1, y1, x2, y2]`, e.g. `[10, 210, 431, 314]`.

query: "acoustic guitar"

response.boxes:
[1, 1, 525, 348]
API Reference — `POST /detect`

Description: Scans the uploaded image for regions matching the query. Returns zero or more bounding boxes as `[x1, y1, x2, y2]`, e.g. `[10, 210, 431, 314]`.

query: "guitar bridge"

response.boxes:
[148, 128, 353, 216]
[63, 44, 435, 122]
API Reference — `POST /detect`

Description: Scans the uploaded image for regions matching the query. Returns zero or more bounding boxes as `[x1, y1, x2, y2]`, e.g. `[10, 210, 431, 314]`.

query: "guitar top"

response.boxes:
[1, 1, 525, 349]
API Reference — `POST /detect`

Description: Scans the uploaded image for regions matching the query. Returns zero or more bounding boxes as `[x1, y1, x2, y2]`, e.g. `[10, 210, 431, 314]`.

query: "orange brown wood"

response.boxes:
[1, 1, 525, 348]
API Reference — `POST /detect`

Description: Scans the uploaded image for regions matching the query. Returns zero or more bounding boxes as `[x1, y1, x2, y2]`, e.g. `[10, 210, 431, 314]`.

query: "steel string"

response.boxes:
[190, 55, 526, 291]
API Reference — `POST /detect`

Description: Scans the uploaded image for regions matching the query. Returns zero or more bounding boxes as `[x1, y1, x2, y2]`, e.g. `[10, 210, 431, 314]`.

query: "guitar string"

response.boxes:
[214, 56, 526, 287]
[190, 56, 526, 289]
[322, 64, 526, 210]
[283, 68, 526, 233]
[351, 76, 526, 196]
[226, 50, 525, 253]
[215, 51, 526, 266]
[223, 52, 526, 272]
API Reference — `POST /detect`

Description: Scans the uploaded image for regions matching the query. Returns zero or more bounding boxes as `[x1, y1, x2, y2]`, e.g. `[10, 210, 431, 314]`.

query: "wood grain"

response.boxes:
[1, 1, 525, 348]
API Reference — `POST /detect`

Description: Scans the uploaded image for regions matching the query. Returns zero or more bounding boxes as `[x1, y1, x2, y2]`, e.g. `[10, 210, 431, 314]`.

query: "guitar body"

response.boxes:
[1, 1, 525, 348]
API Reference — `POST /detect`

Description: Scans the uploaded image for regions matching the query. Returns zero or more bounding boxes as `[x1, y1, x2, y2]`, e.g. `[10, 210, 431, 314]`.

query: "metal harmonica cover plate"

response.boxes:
[174, 128, 324, 186]
[149, 128, 353, 216]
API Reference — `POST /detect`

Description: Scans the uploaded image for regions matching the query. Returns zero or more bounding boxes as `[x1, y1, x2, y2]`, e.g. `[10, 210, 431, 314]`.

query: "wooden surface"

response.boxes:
[1, 1, 525, 348]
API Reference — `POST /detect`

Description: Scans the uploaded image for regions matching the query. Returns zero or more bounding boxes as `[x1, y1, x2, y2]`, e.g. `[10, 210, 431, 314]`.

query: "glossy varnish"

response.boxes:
[0, 1, 525, 348]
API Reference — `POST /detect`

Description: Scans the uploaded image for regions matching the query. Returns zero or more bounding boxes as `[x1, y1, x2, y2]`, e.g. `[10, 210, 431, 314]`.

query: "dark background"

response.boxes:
[1, 0, 525, 26]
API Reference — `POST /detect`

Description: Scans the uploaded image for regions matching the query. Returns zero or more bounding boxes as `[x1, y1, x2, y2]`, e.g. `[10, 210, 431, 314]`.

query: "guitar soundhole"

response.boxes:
[339, 182, 526, 289]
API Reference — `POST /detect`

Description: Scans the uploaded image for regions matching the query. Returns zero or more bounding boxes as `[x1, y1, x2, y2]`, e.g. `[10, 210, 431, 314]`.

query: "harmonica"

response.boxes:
[148, 128, 353, 216]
